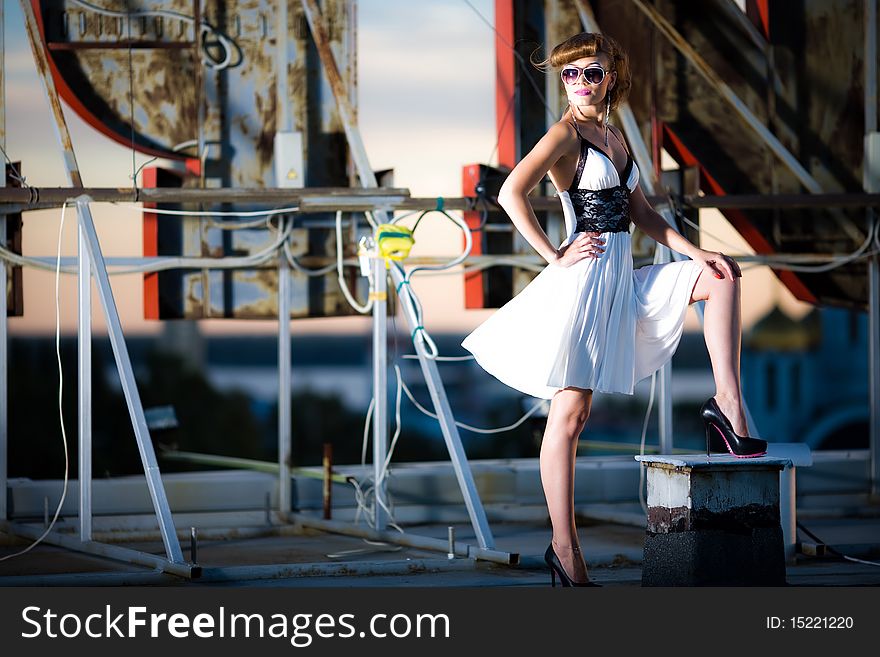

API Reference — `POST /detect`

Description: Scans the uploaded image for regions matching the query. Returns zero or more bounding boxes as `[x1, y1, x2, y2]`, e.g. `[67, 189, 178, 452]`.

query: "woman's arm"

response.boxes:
[619, 128, 741, 280]
[497, 121, 604, 266]
[628, 184, 741, 280]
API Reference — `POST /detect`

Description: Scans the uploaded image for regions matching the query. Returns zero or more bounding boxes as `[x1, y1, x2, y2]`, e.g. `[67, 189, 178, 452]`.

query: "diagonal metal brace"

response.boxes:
[75, 196, 185, 564]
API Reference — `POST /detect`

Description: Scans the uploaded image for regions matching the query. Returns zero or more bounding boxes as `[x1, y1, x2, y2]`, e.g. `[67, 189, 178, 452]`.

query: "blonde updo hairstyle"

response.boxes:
[532, 32, 631, 113]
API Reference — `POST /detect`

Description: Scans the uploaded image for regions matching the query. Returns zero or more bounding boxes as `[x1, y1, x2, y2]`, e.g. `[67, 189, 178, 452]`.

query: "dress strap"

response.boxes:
[568, 138, 589, 193]
[568, 114, 586, 141]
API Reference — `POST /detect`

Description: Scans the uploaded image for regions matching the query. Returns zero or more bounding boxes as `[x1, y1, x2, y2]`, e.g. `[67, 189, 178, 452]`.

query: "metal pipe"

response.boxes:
[278, 241, 291, 516]
[0, 186, 410, 206]
[1, 188, 879, 210]
[371, 255, 388, 531]
[870, 254, 879, 499]
[190, 526, 198, 564]
[78, 221, 92, 541]
[288, 512, 517, 565]
[0, 250, 867, 273]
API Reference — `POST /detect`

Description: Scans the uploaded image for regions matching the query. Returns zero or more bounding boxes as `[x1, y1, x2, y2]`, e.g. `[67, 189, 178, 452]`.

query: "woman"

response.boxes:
[461, 32, 767, 587]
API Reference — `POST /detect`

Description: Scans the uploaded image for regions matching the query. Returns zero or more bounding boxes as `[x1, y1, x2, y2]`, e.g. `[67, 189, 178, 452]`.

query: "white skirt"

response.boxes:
[461, 231, 703, 399]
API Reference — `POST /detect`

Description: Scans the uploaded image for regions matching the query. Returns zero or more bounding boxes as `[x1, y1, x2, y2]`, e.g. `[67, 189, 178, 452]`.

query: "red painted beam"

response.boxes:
[495, 0, 516, 170]
[462, 164, 485, 309]
[142, 167, 160, 320]
[746, 0, 771, 40]
[662, 123, 818, 305]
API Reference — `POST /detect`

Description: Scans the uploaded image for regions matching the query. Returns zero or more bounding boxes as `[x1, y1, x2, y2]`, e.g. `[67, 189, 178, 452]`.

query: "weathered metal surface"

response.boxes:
[588, 0, 872, 309]
[23, 0, 83, 187]
[29, 1, 363, 319]
[34, 0, 198, 158]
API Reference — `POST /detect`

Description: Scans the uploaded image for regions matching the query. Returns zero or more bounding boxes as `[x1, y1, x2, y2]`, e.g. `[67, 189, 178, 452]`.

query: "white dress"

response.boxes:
[461, 127, 703, 400]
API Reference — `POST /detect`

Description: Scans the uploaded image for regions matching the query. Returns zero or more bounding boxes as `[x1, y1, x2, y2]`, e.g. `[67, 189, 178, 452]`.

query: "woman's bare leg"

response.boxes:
[689, 270, 750, 435]
[540, 386, 593, 582]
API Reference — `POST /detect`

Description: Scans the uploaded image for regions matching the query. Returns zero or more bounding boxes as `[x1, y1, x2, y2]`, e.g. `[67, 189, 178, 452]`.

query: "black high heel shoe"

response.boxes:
[700, 397, 767, 458]
[544, 543, 601, 587]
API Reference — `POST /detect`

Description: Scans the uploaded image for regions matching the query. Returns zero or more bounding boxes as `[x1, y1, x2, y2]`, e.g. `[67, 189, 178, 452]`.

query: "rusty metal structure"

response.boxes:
[0, 0, 878, 581]
[474, 0, 876, 311]
[30, 0, 366, 320]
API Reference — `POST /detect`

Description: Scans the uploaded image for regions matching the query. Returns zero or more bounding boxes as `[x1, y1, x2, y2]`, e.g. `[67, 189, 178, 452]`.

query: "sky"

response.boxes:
[1, 0, 812, 339]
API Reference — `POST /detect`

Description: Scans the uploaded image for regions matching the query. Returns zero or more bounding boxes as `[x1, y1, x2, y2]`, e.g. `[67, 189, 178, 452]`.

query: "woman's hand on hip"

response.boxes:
[553, 232, 605, 267]
[693, 249, 742, 280]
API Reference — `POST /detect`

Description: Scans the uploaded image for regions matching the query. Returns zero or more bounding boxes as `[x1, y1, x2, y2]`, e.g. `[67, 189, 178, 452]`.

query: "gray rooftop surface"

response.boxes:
[1, 512, 878, 587]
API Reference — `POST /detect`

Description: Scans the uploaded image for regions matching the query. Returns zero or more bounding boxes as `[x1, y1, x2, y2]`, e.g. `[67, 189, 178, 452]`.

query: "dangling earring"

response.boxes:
[604, 95, 611, 147]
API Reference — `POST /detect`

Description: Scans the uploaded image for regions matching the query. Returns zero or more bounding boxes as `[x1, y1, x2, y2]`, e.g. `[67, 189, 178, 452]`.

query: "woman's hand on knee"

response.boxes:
[693, 249, 741, 280]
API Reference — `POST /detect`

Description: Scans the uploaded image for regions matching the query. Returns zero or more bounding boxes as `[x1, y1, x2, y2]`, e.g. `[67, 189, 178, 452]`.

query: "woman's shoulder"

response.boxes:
[544, 118, 580, 146]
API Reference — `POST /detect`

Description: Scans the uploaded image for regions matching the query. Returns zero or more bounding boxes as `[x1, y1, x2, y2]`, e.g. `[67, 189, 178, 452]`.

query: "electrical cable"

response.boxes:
[395, 364, 549, 435]
[796, 520, 880, 567]
[668, 196, 880, 273]
[0, 203, 70, 563]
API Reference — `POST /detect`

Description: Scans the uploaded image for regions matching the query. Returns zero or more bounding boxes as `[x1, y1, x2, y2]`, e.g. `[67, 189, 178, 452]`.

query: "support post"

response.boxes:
[0, 0, 6, 523]
[866, 0, 879, 500]
[278, 244, 292, 516]
[78, 222, 92, 540]
[870, 254, 879, 499]
[371, 256, 389, 531]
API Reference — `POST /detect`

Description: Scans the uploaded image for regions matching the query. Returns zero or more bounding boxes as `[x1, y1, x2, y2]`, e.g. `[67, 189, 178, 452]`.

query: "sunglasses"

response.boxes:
[560, 64, 608, 86]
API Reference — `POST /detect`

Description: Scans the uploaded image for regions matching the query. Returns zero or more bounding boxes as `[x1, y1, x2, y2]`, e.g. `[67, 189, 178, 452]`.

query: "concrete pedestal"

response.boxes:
[635, 455, 791, 586]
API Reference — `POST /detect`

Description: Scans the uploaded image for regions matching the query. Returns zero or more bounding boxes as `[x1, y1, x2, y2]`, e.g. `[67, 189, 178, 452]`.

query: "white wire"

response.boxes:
[0, 203, 70, 563]
[69, 0, 236, 70]
[283, 240, 338, 276]
[0, 206, 295, 275]
[396, 364, 549, 434]
[843, 555, 880, 567]
[676, 209, 880, 273]
[114, 203, 302, 218]
[334, 211, 373, 314]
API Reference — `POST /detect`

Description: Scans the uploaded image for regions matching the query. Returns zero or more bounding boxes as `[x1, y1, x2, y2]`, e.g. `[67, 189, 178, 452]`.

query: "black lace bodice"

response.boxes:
[570, 186, 631, 233]
[565, 128, 634, 234]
